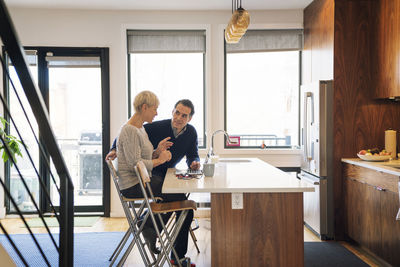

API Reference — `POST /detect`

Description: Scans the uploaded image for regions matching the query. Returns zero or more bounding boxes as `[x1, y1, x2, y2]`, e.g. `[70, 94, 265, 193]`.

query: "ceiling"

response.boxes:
[4, 0, 314, 11]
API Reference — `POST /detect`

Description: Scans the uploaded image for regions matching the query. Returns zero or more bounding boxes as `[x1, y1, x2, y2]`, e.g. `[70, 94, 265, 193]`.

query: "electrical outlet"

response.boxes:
[231, 193, 243, 209]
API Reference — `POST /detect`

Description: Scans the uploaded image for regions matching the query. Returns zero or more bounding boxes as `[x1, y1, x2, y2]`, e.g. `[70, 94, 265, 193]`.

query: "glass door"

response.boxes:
[7, 51, 40, 213]
[5, 47, 110, 215]
[47, 55, 103, 209]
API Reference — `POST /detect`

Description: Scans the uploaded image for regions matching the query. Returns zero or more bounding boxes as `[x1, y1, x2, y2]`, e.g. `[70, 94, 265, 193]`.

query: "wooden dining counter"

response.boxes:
[163, 158, 314, 267]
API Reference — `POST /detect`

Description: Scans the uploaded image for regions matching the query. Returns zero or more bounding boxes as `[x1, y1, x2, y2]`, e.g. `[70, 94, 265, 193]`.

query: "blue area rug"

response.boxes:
[0, 233, 369, 266]
[0, 232, 128, 267]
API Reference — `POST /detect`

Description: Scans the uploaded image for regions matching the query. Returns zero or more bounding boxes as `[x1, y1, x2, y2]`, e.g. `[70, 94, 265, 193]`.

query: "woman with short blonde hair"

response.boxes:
[116, 90, 172, 254]
[133, 90, 160, 113]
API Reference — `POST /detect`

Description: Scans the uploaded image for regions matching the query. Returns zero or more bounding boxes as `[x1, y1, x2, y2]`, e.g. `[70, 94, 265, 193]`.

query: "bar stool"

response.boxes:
[106, 159, 160, 266]
[135, 161, 197, 267]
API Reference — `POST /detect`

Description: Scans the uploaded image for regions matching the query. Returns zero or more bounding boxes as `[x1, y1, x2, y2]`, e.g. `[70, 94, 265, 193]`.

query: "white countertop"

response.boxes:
[162, 158, 315, 193]
[342, 158, 400, 176]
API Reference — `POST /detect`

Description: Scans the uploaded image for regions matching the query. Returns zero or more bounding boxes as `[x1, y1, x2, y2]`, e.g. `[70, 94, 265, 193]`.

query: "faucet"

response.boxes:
[205, 130, 234, 163]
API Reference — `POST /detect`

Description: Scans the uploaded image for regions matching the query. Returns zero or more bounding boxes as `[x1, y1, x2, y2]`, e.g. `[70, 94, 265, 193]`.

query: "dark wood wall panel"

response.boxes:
[333, 0, 400, 238]
[304, 0, 400, 239]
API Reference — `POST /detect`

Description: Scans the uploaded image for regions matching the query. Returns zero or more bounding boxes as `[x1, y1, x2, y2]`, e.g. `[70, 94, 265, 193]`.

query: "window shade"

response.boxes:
[45, 56, 100, 68]
[127, 30, 206, 53]
[226, 29, 303, 53]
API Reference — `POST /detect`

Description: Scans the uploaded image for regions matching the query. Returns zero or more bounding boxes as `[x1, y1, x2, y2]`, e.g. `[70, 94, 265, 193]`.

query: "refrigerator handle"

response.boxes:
[311, 141, 314, 159]
[309, 93, 314, 124]
[303, 92, 314, 160]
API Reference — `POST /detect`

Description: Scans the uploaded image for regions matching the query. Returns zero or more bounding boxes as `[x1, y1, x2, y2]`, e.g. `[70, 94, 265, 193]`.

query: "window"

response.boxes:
[5, 47, 110, 214]
[127, 30, 206, 147]
[225, 29, 302, 148]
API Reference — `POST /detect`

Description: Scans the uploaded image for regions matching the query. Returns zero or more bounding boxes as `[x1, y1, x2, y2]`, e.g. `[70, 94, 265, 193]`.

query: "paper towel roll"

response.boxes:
[385, 129, 396, 159]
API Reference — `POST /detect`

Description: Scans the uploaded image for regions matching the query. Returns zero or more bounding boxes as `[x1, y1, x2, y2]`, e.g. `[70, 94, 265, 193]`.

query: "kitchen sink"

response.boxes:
[219, 159, 251, 163]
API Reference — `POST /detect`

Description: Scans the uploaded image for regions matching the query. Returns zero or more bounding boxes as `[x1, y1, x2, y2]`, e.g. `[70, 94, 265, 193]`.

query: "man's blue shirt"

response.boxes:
[112, 119, 199, 177]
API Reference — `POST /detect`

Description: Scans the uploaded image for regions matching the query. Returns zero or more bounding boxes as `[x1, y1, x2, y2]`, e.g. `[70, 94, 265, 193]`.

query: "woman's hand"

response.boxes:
[158, 150, 172, 164]
[154, 137, 173, 158]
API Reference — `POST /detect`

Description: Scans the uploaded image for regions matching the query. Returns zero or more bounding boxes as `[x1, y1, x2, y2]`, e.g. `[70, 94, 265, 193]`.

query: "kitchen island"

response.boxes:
[163, 158, 314, 267]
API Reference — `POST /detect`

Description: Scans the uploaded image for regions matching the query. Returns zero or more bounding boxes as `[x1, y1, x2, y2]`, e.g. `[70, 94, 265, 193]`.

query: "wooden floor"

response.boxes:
[0, 217, 380, 266]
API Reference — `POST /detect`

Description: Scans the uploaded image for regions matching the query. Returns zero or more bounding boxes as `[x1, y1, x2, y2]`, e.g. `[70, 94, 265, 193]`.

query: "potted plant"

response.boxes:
[0, 117, 22, 165]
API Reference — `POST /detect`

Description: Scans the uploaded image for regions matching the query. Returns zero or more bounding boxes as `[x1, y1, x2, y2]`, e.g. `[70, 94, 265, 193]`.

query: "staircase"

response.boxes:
[0, 0, 74, 266]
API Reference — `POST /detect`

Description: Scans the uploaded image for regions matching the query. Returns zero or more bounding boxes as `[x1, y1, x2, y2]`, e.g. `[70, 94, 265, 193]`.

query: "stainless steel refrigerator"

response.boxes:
[298, 80, 334, 240]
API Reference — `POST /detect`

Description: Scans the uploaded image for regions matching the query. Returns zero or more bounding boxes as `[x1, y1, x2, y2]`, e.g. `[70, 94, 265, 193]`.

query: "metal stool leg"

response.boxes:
[109, 228, 130, 261]
[189, 227, 200, 254]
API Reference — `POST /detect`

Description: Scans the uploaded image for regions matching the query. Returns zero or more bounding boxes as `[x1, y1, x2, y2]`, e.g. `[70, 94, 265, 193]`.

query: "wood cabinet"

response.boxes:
[380, 190, 400, 265]
[375, 0, 400, 98]
[345, 177, 382, 254]
[343, 163, 400, 266]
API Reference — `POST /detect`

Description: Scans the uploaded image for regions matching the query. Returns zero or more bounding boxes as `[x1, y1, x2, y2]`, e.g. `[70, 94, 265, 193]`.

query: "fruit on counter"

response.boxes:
[368, 148, 380, 154]
[358, 150, 367, 155]
[358, 148, 391, 156]
[379, 150, 391, 156]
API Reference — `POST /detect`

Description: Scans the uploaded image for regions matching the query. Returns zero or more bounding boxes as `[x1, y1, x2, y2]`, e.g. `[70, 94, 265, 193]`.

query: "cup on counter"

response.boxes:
[203, 163, 215, 177]
[210, 155, 219, 163]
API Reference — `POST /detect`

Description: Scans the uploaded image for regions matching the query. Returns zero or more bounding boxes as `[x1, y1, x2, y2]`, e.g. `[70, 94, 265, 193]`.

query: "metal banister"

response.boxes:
[0, 0, 74, 265]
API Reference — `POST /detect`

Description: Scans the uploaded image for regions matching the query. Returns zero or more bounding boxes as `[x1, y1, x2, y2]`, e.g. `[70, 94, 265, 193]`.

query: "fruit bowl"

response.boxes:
[357, 153, 391, 161]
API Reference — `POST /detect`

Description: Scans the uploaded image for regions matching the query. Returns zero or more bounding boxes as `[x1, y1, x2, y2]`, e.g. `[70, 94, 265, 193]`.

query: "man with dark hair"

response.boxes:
[106, 99, 199, 267]
[175, 99, 195, 116]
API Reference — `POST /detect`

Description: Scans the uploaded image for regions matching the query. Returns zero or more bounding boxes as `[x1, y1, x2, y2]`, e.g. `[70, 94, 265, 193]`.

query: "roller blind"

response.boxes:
[226, 29, 303, 53]
[45, 56, 100, 68]
[127, 30, 206, 53]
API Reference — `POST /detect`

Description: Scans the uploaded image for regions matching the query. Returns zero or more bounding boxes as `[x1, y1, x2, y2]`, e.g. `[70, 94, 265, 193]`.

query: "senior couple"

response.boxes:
[106, 90, 200, 267]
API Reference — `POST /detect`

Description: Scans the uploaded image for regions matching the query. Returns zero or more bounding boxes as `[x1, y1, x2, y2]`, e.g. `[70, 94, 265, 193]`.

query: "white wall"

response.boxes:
[4, 7, 303, 217]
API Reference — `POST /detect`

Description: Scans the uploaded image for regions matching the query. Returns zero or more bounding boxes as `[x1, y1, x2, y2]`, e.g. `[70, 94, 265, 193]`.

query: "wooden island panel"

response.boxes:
[211, 192, 304, 267]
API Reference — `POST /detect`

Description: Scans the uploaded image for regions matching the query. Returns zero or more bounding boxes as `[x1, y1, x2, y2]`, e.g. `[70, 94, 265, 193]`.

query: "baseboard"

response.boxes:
[339, 240, 392, 267]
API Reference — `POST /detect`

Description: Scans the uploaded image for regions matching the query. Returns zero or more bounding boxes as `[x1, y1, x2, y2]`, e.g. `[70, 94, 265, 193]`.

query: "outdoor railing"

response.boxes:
[228, 134, 291, 147]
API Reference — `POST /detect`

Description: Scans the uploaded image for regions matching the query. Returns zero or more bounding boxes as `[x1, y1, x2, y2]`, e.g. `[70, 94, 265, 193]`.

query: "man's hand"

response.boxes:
[190, 161, 200, 170]
[154, 137, 173, 157]
[105, 150, 117, 161]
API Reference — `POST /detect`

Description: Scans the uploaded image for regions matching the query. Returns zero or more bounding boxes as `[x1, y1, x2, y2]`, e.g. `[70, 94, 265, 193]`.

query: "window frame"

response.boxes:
[126, 29, 207, 149]
[223, 31, 302, 149]
[3, 46, 110, 216]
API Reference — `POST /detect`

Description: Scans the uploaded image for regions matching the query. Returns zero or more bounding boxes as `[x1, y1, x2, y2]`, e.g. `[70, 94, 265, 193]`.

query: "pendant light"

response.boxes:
[225, 0, 250, 44]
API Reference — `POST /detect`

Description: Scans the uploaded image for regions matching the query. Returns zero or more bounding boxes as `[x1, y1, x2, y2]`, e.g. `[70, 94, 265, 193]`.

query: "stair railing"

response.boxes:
[0, 0, 74, 266]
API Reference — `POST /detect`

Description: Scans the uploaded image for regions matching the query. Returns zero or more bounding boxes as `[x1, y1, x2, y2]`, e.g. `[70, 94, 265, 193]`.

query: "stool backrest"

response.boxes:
[106, 159, 123, 194]
[136, 161, 151, 184]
